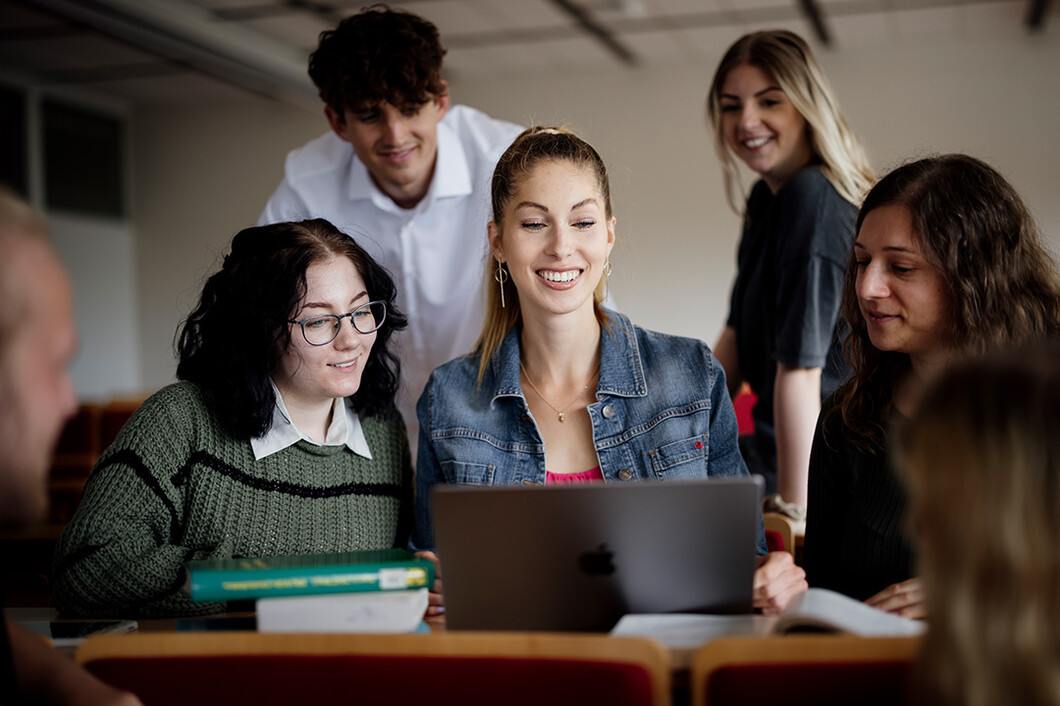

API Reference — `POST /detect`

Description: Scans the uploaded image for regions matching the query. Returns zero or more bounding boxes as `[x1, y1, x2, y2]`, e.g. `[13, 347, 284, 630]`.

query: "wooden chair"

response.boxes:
[77, 631, 671, 706]
[100, 396, 147, 449]
[691, 634, 921, 706]
[762, 512, 796, 556]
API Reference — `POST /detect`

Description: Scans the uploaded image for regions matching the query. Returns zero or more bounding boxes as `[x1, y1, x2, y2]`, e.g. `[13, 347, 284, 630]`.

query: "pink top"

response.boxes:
[544, 467, 604, 485]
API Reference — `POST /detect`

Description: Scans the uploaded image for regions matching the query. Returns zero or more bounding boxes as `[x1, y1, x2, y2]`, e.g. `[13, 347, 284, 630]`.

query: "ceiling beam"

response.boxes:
[1027, 0, 1052, 30]
[796, 0, 832, 46]
[547, 0, 638, 67]
[22, 0, 317, 107]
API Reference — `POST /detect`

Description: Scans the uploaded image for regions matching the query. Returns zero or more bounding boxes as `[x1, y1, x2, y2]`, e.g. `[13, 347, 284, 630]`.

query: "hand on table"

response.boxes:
[865, 578, 925, 619]
[753, 551, 807, 615]
[415, 550, 446, 629]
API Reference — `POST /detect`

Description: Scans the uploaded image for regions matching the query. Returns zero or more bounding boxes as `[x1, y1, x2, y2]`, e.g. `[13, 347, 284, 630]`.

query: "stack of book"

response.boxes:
[183, 548, 434, 633]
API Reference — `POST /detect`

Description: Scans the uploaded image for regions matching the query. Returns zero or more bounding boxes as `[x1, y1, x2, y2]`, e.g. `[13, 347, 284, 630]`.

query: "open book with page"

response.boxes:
[612, 587, 925, 650]
[770, 587, 925, 635]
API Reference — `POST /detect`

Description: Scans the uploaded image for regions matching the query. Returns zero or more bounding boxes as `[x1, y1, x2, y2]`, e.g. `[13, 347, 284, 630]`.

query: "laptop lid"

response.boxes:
[432, 476, 762, 632]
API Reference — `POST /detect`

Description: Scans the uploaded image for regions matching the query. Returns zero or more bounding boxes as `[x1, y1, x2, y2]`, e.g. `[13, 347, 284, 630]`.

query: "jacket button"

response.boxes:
[617, 468, 633, 481]
[602, 405, 615, 419]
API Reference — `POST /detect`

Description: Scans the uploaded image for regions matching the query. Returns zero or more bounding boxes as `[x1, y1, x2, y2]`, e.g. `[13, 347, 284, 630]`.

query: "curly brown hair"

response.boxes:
[308, 5, 447, 114]
[835, 154, 1060, 450]
[176, 219, 408, 439]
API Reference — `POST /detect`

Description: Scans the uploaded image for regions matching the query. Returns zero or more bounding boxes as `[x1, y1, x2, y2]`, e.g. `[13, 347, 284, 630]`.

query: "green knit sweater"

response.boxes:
[52, 382, 412, 618]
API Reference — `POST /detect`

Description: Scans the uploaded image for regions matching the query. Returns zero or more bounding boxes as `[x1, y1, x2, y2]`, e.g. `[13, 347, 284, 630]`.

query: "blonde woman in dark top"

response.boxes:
[804, 154, 1060, 615]
[706, 30, 874, 526]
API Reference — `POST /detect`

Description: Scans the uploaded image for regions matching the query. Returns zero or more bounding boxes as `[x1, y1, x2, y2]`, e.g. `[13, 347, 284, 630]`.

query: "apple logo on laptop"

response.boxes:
[577, 543, 616, 576]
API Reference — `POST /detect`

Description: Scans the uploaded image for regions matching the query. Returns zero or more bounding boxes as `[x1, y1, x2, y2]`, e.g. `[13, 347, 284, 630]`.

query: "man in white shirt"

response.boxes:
[260, 7, 522, 454]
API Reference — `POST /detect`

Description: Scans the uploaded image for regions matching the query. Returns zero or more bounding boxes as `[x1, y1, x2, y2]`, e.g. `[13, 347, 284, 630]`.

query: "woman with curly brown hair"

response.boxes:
[803, 154, 1060, 615]
[54, 219, 413, 617]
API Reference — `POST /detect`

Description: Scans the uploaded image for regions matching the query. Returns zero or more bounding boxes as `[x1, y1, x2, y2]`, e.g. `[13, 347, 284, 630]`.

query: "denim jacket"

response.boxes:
[413, 310, 766, 553]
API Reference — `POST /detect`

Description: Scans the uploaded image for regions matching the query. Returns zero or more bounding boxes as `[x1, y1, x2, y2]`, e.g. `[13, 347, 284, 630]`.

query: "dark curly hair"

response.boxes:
[176, 219, 407, 439]
[308, 5, 447, 115]
[834, 154, 1060, 450]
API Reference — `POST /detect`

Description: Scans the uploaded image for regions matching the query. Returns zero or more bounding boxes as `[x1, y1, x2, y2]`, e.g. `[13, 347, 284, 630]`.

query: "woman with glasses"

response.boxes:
[412, 127, 807, 615]
[53, 219, 411, 617]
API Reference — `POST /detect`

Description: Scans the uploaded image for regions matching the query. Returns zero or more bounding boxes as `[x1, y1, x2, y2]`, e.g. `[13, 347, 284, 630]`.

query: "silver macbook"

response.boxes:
[431, 476, 763, 632]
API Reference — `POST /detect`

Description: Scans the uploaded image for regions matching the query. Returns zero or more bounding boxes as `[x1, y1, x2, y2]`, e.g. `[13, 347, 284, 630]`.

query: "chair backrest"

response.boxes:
[762, 512, 796, 556]
[691, 634, 921, 706]
[732, 383, 757, 436]
[77, 631, 671, 706]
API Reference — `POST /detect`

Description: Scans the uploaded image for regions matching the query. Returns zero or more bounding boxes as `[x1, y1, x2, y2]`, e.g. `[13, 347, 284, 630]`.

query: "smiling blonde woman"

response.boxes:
[706, 30, 874, 523]
[413, 126, 807, 616]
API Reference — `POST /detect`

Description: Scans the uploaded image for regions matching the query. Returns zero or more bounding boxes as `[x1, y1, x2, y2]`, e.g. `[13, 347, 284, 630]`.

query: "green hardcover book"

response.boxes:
[184, 548, 434, 603]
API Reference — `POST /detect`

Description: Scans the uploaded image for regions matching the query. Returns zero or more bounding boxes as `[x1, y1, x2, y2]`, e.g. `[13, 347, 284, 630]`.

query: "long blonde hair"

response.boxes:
[0, 189, 49, 365]
[475, 126, 611, 384]
[706, 30, 874, 212]
[897, 345, 1060, 706]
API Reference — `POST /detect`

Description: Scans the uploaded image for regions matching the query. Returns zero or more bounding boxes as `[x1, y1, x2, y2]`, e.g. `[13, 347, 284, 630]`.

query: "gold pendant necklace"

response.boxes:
[519, 361, 598, 423]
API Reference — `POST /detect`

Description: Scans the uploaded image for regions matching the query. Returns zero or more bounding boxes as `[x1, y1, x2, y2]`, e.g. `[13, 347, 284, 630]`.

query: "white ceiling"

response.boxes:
[1, 0, 1055, 108]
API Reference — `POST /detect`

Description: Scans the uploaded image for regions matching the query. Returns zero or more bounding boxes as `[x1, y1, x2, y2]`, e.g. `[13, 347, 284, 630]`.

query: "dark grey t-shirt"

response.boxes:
[725, 168, 855, 486]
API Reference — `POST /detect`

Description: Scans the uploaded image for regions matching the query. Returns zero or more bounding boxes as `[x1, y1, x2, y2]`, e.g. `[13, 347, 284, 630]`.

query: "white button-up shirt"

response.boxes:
[251, 381, 372, 461]
[260, 105, 522, 456]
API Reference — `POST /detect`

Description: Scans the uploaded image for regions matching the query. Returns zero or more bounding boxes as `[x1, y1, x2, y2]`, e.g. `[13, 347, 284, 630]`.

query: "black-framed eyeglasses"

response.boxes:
[289, 300, 387, 346]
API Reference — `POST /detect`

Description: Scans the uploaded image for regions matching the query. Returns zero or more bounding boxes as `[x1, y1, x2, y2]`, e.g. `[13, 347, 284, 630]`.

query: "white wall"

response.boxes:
[130, 101, 321, 386]
[129, 30, 1060, 392]
[4, 80, 144, 402]
[452, 32, 1060, 346]
[49, 213, 142, 399]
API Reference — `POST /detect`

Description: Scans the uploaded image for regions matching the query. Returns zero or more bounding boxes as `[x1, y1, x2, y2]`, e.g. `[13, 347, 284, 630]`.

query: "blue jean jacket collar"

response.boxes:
[486, 310, 648, 406]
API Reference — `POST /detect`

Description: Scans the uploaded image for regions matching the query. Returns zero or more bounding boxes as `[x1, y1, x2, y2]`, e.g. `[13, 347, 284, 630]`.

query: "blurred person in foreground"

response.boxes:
[898, 344, 1060, 706]
[0, 189, 140, 705]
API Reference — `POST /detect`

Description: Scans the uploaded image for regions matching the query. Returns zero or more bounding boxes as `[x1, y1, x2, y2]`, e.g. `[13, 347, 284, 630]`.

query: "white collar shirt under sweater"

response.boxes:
[251, 381, 372, 461]
[259, 105, 523, 457]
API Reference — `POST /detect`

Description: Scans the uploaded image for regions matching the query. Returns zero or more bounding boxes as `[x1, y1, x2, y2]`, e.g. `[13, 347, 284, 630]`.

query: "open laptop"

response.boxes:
[431, 476, 763, 632]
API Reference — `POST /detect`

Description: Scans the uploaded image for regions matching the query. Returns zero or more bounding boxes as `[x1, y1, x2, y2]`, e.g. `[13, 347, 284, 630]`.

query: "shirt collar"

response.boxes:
[251, 381, 373, 460]
[488, 309, 647, 405]
[346, 118, 471, 211]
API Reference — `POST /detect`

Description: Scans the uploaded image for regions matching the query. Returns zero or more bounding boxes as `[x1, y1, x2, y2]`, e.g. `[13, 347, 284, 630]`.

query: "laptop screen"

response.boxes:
[432, 476, 763, 631]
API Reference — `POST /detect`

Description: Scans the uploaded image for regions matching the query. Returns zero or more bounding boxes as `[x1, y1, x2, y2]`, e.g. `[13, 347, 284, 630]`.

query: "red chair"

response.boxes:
[691, 634, 921, 706]
[732, 383, 757, 437]
[78, 631, 671, 706]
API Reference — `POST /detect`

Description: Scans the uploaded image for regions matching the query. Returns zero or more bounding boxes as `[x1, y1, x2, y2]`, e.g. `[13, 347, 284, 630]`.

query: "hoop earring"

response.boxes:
[494, 261, 509, 308]
[603, 259, 612, 278]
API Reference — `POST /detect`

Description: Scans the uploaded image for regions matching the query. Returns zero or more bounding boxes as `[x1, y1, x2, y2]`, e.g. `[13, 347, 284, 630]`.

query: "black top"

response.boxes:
[803, 394, 916, 600]
[726, 168, 854, 486]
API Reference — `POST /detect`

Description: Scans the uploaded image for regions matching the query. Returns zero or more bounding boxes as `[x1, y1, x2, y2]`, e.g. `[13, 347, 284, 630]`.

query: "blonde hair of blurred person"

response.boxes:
[898, 345, 1060, 706]
[0, 191, 77, 526]
[706, 29, 873, 213]
[0, 188, 141, 706]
